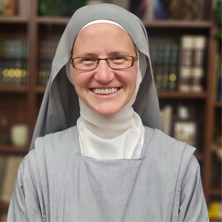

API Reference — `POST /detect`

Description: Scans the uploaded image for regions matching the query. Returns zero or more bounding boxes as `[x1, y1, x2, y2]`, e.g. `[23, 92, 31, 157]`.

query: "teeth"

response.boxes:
[92, 88, 119, 95]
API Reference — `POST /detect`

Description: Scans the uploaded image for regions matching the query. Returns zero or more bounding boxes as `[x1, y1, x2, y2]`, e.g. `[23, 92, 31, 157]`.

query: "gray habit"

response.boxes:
[8, 127, 208, 221]
[7, 3, 209, 222]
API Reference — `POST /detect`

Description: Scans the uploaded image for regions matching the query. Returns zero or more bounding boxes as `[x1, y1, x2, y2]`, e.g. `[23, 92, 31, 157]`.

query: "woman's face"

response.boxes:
[71, 23, 138, 115]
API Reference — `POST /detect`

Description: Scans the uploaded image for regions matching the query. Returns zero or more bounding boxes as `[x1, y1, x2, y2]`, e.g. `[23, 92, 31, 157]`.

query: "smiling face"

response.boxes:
[70, 23, 138, 115]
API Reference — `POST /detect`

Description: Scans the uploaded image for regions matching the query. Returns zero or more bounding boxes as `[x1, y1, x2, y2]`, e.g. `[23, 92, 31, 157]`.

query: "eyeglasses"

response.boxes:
[70, 55, 138, 71]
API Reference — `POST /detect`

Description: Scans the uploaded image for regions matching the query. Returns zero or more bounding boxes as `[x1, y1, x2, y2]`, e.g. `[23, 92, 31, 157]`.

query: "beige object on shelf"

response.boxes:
[10, 124, 28, 147]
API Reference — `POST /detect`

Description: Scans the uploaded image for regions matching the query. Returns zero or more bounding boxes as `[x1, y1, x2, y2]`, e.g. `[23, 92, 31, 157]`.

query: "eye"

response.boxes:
[109, 56, 126, 63]
[80, 57, 97, 64]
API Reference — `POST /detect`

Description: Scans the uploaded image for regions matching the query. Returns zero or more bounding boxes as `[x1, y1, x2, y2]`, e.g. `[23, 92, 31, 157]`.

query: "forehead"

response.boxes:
[72, 23, 135, 55]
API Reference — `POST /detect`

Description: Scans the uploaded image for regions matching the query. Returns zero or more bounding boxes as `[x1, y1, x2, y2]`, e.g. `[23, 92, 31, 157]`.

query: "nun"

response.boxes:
[7, 4, 209, 222]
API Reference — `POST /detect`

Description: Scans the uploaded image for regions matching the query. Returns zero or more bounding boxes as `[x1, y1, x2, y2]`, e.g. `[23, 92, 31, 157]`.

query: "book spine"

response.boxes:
[161, 44, 171, 90]
[168, 43, 179, 91]
[178, 36, 194, 92]
[217, 54, 222, 101]
[191, 36, 206, 92]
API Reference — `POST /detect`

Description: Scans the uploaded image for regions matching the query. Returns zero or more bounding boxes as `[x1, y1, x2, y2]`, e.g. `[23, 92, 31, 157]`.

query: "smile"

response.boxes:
[91, 88, 120, 95]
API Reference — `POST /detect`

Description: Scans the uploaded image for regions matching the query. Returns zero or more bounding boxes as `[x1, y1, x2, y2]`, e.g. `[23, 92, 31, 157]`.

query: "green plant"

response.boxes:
[39, 0, 87, 16]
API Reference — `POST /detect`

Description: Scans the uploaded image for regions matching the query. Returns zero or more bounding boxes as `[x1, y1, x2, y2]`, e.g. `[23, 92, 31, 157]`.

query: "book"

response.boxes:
[0, 0, 17, 15]
[191, 36, 206, 92]
[168, 44, 179, 91]
[129, 0, 147, 18]
[38, 39, 59, 85]
[160, 105, 173, 135]
[144, 0, 155, 20]
[0, 155, 23, 203]
[216, 54, 222, 101]
[0, 156, 6, 190]
[178, 36, 193, 92]
[208, 201, 222, 220]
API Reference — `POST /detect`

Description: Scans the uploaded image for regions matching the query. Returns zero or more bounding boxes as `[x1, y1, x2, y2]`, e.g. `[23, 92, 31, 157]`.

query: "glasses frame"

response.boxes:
[70, 55, 138, 71]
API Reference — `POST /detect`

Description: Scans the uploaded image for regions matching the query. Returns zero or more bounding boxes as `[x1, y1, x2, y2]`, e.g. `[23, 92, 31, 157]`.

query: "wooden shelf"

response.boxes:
[142, 20, 211, 28]
[195, 153, 205, 161]
[157, 91, 207, 99]
[210, 219, 222, 222]
[210, 189, 222, 196]
[214, 101, 222, 107]
[0, 86, 28, 93]
[36, 17, 211, 28]
[37, 16, 70, 25]
[0, 202, 9, 213]
[35, 86, 46, 93]
[0, 16, 28, 23]
[0, 145, 28, 154]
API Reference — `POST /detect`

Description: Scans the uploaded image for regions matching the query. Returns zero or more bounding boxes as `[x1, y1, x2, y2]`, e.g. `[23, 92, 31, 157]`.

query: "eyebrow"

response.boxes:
[73, 51, 133, 58]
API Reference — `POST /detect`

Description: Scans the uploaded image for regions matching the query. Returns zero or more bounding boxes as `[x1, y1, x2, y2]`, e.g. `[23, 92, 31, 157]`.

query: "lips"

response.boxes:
[91, 87, 120, 95]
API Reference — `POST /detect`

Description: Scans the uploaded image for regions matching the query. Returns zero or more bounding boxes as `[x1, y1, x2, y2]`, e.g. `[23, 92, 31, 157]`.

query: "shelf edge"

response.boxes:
[158, 91, 207, 99]
[0, 86, 28, 93]
[0, 16, 28, 23]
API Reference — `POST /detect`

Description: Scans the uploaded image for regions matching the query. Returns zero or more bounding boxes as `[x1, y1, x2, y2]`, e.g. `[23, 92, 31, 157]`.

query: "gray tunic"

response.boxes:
[7, 126, 208, 222]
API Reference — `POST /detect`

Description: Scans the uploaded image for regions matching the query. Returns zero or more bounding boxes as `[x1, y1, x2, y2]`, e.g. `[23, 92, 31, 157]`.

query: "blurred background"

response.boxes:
[0, 0, 221, 221]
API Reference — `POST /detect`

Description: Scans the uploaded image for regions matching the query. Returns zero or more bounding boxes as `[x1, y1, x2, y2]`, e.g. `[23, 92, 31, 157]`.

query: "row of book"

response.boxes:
[130, 0, 205, 20]
[150, 41, 179, 91]
[38, 60, 51, 85]
[0, 155, 23, 204]
[39, 39, 59, 60]
[0, 40, 28, 59]
[38, 39, 59, 85]
[0, 59, 28, 85]
[150, 35, 206, 92]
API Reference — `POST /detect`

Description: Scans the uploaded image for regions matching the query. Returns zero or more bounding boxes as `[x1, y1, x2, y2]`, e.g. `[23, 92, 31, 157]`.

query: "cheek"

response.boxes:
[130, 66, 138, 88]
[71, 69, 86, 87]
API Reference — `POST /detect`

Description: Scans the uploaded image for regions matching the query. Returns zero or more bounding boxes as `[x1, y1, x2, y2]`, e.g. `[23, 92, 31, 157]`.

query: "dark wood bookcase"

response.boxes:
[0, 0, 221, 220]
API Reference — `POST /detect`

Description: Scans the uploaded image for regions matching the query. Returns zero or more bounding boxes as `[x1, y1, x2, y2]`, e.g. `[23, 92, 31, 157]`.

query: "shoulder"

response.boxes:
[146, 127, 196, 157]
[29, 126, 79, 172]
[34, 126, 79, 155]
[144, 127, 197, 177]
[35, 126, 77, 148]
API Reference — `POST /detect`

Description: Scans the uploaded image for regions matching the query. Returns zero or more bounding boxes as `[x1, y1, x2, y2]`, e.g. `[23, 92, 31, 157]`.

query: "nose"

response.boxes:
[94, 60, 114, 84]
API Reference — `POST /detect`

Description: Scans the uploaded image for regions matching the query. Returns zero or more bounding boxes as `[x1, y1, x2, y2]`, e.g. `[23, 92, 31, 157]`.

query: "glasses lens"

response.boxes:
[108, 56, 133, 69]
[73, 57, 97, 70]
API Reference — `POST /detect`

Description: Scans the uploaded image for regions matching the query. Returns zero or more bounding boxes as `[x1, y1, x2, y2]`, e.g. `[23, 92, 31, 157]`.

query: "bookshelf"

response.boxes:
[0, 0, 221, 220]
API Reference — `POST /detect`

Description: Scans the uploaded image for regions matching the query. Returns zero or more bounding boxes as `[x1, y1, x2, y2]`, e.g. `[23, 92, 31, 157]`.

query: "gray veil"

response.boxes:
[30, 4, 164, 151]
